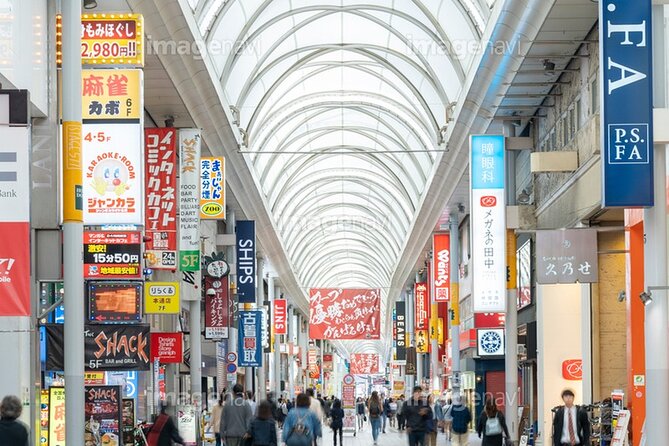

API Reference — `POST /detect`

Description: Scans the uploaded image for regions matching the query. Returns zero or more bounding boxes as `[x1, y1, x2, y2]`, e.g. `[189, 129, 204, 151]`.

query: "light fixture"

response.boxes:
[517, 189, 531, 205]
[617, 290, 626, 303]
[639, 291, 653, 306]
[543, 59, 556, 73]
[83, 0, 98, 9]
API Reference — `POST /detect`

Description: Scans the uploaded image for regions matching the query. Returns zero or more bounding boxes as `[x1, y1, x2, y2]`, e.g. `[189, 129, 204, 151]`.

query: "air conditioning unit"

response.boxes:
[517, 344, 527, 356]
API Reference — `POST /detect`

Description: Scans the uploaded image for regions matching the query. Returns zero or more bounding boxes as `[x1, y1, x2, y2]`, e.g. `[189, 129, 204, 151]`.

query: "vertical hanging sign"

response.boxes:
[414, 282, 429, 330]
[273, 299, 287, 335]
[236, 220, 256, 303]
[238, 310, 262, 367]
[395, 301, 406, 361]
[178, 129, 201, 272]
[470, 135, 506, 313]
[433, 233, 450, 302]
[199, 157, 226, 219]
[600, 0, 653, 207]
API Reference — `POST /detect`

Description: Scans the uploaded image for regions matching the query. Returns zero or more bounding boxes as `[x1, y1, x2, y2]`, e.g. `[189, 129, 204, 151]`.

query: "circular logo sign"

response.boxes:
[226, 363, 237, 374]
[201, 203, 223, 217]
[226, 352, 237, 363]
[206, 259, 230, 278]
[480, 331, 502, 354]
[343, 374, 355, 385]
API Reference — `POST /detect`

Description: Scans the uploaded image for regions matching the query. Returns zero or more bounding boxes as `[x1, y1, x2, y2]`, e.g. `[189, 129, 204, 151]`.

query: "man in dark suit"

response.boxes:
[552, 389, 590, 446]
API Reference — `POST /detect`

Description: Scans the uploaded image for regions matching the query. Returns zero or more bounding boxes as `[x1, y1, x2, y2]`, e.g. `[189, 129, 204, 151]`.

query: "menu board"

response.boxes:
[84, 386, 123, 446]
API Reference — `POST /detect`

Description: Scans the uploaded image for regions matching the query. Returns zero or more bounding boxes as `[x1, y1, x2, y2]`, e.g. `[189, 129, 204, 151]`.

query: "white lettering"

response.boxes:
[608, 21, 646, 47]
[608, 58, 647, 94]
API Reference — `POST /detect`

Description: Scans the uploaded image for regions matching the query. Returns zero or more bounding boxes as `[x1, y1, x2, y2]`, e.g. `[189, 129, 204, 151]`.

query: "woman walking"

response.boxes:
[282, 393, 322, 446]
[247, 401, 278, 446]
[476, 397, 510, 446]
[356, 397, 366, 430]
[425, 395, 438, 446]
[329, 399, 345, 446]
[367, 391, 383, 445]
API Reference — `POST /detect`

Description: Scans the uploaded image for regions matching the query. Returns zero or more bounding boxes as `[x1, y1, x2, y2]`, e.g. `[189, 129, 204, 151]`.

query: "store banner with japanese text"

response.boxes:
[308, 288, 380, 340]
[200, 157, 225, 219]
[178, 129, 201, 271]
[82, 69, 142, 121]
[83, 123, 143, 224]
[236, 220, 256, 303]
[49, 387, 66, 446]
[205, 275, 229, 339]
[395, 301, 406, 361]
[414, 282, 429, 329]
[84, 231, 141, 279]
[350, 353, 379, 375]
[0, 126, 30, 222]
[308, 347, 320, 379]
[536, 229, 598, 284]
[238, 310, 262, 367]
[0, 222, 30, 316]
[81, 13, 144, 66]
[144, 127, 177, 269]
[416, 329, 429, 353]
[150, 332, 183, 363]
[85, 385, 123, 446]
[273, 299, 287, 335]
[145, 282, 180, 314]
[470, 135, 506, 313]
[433, 233, 450, 302]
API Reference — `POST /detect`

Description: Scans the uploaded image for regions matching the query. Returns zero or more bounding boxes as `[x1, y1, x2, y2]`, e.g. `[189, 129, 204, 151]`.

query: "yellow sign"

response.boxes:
[84, 372, 105, 385]
[200, 157, 226, 219]
[62, 121, 83, 222]
[82, 69, 142, 121]
[393, 381, 405, 392]
[40, 390, 49, 446]
[451, 283, 460, 326]
[49, 387, 66, 446]
[145, 282, 180, 314]
[81, 14, 144, 66]
[507, 229, 517, 289]
[416, 329, 429, 353]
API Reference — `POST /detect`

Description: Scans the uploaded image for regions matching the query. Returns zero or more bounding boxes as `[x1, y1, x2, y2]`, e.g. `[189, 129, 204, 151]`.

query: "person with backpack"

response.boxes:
[282, 393, 322, 446]
[476, 397, 510, 446]
[402, 386, 433, 446]
[367, 391, 383, 445]
[329, 399, 345, 446]
[246, 400, 278, 446]
[450, 395, 472, 446]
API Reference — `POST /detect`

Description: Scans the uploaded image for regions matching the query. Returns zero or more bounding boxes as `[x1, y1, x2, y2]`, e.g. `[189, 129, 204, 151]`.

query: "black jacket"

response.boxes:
[476, 411, 510, 446]
[248, 418, 277, 446]
[150, 413, 184, 446]
[330, 407, 345, 429]
[552, 406, 590, 446]
[0, 418, 28, 446]
[402, 398, 433, 433]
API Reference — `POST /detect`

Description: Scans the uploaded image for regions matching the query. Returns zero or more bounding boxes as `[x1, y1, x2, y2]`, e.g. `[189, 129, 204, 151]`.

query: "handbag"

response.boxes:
[363, 415, 367, 422]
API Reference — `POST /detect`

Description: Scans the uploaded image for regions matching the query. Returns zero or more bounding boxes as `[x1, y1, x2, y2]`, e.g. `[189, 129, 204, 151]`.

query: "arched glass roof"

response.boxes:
[187, 0, 496, 352]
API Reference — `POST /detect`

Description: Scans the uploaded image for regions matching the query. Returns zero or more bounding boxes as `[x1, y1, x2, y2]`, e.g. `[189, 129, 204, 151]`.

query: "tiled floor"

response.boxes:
[316, 423, 483, 446]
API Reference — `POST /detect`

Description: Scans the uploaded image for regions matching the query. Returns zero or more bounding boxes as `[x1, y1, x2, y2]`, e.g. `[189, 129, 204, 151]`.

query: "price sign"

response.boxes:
[145, 282, 180, 314]
[84, 231, 142, 279]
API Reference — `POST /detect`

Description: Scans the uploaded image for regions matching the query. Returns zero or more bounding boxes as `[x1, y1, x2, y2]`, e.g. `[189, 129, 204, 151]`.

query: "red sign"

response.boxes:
[308, 347, 320, 379]
[84, 231, 142, 279]
[308, 289, 380, 340]
[150, 333, 183, 363]
[480, 195, 497, 207]
[459, 329, 477, 351]
[433, 234, 450, 302]
[350, 353, 379, 375]
[474, 313, 506, 328]
[414, 282, 429, 330]
[204, 276, 229, 339]
[562, 359, 583, 381]
[0, 223, 30, 316]
[144, 128, 178, 269]
[273, 299, 287, 335]
[342, 384, 356, 407]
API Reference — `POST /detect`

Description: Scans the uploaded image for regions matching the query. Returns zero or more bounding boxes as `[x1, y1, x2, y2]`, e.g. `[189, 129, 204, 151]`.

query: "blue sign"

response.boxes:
[236, 220, 256, 303]
[238, 310, 262, 367]
[601, 0, 653, 207]
[226, 362, 237, 374]
[216, 340, 228, 362]
[471, 135, 505, 190]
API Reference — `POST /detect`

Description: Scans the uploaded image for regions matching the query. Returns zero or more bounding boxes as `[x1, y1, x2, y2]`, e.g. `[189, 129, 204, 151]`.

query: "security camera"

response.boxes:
[206, 288, 216, 296]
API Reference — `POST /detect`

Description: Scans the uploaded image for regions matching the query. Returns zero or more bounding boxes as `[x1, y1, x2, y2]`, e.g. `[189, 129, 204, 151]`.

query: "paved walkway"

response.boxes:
[317, 422, 482, 446]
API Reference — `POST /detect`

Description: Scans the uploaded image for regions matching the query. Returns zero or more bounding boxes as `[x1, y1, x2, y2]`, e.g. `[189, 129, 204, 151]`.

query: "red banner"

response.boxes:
[204, 276, 229, 339]
[474, 312, 506, 328]
[350, 353, 379, 375]
[273, 299, 287, 335]
[150, 332, 183, 363]
[0, 223, 30, 316]
[433, 234, 450, 301]
[308, 288, 380, 340]
[414, 282, 429, 330]
[144, 128, 177, 269]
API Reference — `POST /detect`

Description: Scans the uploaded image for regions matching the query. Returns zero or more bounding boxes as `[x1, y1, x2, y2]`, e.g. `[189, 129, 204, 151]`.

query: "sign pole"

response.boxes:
[505, 230, 519, 441]
[256, 256, 266, 400]
[62, 2, 85, 446]
[449, 214, 461, 400]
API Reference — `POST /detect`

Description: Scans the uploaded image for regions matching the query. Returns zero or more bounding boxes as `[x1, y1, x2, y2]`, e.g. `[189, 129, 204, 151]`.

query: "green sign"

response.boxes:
[179, 251, 200, 271]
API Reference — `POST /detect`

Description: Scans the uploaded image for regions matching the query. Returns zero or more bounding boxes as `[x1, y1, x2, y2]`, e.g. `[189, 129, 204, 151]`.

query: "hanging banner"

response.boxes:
[238, 310, 262, 367]
[406, 347, 417, 376]
[40, 389, 50, 445]
[349, 353, 379, 375]
[82, 69, 142, 121]
[121, 399, 135, 446]
[536, 229, 599, 284]
[83, 123, 143, 224]
[178, 129, 201, 271]
[416, 329, 429, 353]
[204, 275, 229, 339]
[0, 222, 30, 316]
[0, 126, 30, 222]
[145, 282, 180, 314]
[84, 231, 142, 279]
[84, 385, 123, 446]
[308, 288, 381, 340]
[81, 13, 144, 66]
[144, 127, 178, 269]
[273, 299, 287, 335]
[395, 301, 406, 361]
[600, 0, 653, 207]
[236, 220, 256, 303]
[414, 282, 429, 330]
[261, 302, 271, 354]
[517, 239, 532, 309]
[308, 347, 320, 379]
[199, 157, 226, 219]
[433, 234, 451, 301]
[150, 332, 183, 363]
[470, 135, 506, 313]
[87, 281, 143, 323]
[49, 387, 66, 446]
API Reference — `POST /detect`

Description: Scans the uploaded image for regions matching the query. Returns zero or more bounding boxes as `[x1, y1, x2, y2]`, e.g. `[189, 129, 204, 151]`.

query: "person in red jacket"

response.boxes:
[147, 404, 184, 446]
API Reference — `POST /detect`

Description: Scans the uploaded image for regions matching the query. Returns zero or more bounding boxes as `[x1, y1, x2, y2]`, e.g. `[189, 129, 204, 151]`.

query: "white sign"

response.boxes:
[178, 129, 201, 269]
[177, 405, 197, 446]
[611, 410, 631, 446]
[0, 127, 30, 222]
[83, 123, 143, 224]
[477, 328, 505, 357]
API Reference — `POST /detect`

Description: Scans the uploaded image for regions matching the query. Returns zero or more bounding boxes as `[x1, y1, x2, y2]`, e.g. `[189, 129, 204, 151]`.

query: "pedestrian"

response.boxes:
[220, 384, 254, 446]
[433, 396, 443, 433]
[277, 397, 288, 428]
[368, 391, 383, 445]
[388, 398, 397, 428]
[396, 395, 406, 430]
[450, 395, 472, 446]
[425, 395, 438, 446]
[443, 398, 454, 441]
[329, 399, 345, 446]
[267, 392, 279, 422]
[402, 386, 432, 446]
[282, 393, 322, 446]
[146, 403, 184, 446]
[381, 393, 389, 433]
[212, 394, 225, 446]
[247, 400, 278, 446]
[0, 395, 28, 446]
[324, 396, 333, 420]
[476, 397, 510, 446]
[356, 397, 366, 430]
[551, 389, 590, 446]
[307, 389, 324, 420]
[247, 391, 257, 416]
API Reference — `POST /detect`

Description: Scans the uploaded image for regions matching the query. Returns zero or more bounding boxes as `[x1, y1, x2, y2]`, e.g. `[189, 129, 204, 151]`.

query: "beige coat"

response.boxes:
[211, 404, 223, 434]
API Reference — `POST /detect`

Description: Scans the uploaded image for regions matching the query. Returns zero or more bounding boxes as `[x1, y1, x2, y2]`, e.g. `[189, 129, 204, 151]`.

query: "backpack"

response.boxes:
[485, 414, 502, 436]
[281, 403, 288, 415]
[369, 402, 381, 418]
[286, 414, 312, 446]
[451, 406, 470, 434]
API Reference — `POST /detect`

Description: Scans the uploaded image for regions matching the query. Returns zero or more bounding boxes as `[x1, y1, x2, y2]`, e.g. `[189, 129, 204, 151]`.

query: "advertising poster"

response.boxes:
[81, 14, 144, 66]
[308, 289, 380, 340]
[121, 399, 135, 446]
[85, 386, 123, 446]
[342, 383, 356, 432]
[84, 372, 106, 385]
[40, 390, 49, 445]
[178, 129, 201, 271]
[88, 281, 143, 323]
[0, 127, 30, 222]
[204, 275, 229, 339]
[349, 353, 379, 375]
[150, 332, 183, 363]
[49, 387, 66, 446]
[238, 311, 262, 367]
[144, 282, 180, 314]
[82, 69, 142, 120]
[83, 123, 143, 225]
[199, 157, 225, 219]
[414, 282, 429, 329]
[177, 405, 198, 446]
[0, 222, 30, 316]
[236, 220, 256, 303]
[84, 231, 142, 279]
[144, 127, 178, 269]
[432, 233, 451, 302]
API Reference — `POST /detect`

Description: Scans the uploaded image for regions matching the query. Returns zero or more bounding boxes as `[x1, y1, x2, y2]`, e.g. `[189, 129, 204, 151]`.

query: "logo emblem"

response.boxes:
[479, 330, 502, 355]
[480, 196, 497, 207]
[562, 359, 583, 381]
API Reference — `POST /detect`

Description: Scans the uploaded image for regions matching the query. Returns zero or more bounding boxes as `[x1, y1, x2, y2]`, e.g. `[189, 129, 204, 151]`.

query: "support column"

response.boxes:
[226, 210, 237, 389]
[256, 257, 266, 400]
[505, 231, 519, 442]
[450, 215, 461, 400]
[190, 296, 203, 411]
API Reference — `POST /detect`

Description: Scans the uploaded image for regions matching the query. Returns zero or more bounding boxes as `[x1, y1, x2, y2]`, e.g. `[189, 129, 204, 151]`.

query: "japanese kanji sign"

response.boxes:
[349, 353, 379, 375]
[433, 233, 450, 302]
[416, 329, 429, 353]
[536, 229, 598, 284]
[83, 123, 143, 224]
[144, 128, 177, 269]
[308, 347, 320, 379]
[205, 275, 229, 339]
[82, 69, 141, 121]
[238, 311, 262, 367]
[308, 288, 381, 340]
[470, 135, 506, 313]
[145, 282, 180, 314]
[414, 282, 429, 329]
[200, 157, 226, 219]
[81, 14, 144, 66]
[83, 231, 142, 279]
[49, 387, 66, 446]
[178, 129, 201, 271]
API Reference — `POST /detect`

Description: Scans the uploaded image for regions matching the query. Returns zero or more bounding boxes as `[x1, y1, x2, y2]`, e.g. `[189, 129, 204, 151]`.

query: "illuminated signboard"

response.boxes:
[84, 231, 142, 279]
[88, 281, 142, 323]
